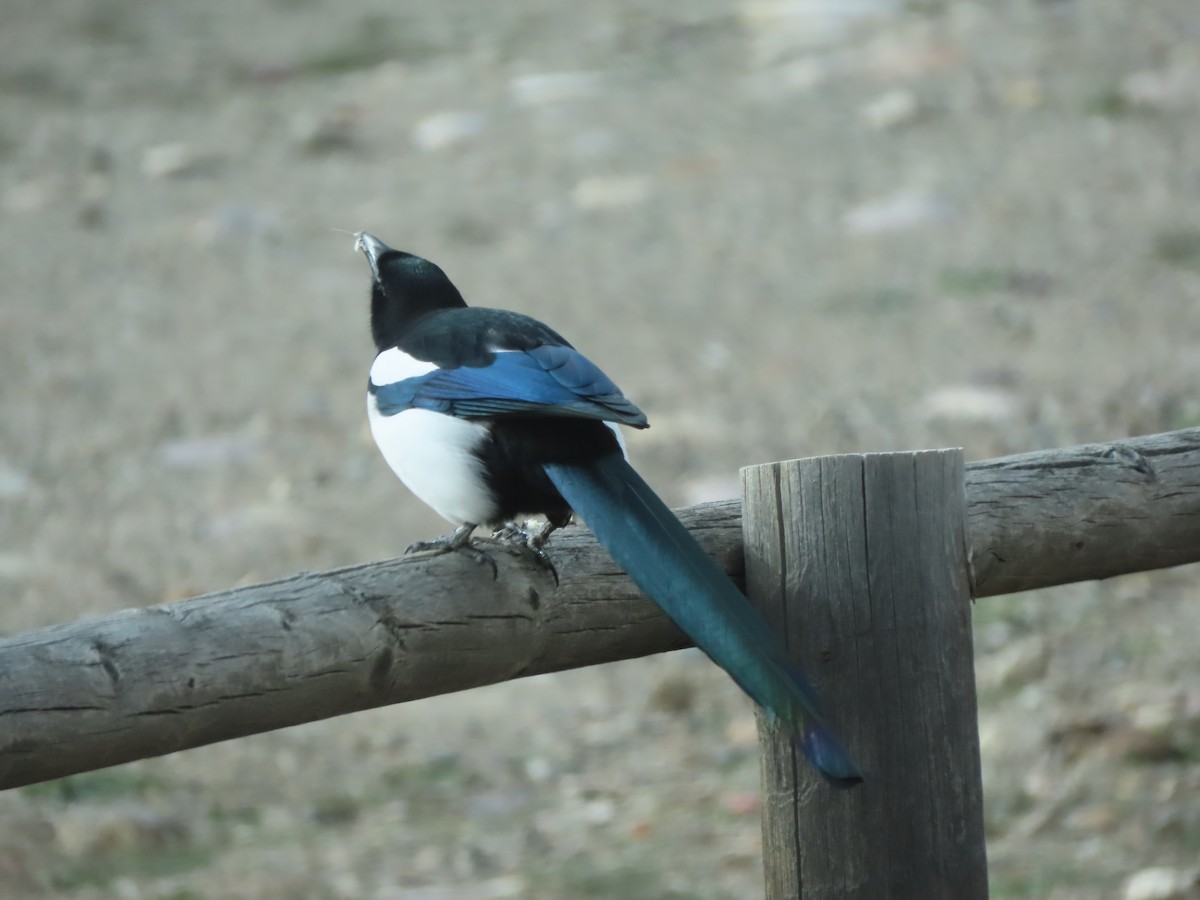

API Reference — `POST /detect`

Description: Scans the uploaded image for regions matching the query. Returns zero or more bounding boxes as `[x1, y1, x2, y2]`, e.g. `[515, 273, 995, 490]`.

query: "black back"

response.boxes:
[398, 307, 571, 368]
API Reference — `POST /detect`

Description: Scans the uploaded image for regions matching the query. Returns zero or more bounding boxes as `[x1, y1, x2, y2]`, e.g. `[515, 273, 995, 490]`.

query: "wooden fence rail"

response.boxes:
[1, 428, 1198, 792]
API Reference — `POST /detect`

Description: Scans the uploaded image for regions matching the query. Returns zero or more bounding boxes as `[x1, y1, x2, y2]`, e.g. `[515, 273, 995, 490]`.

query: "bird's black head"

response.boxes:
[355, 232, 467, 350]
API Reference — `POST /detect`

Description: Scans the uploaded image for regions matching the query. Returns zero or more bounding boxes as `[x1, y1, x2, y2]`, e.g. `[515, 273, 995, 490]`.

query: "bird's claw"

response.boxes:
[404, 524, 498, 580]
[527, 520, 559, 552]
[490, 523, 527, 545]
[491, 521, 560, 585]
[402, 520, 561, 584]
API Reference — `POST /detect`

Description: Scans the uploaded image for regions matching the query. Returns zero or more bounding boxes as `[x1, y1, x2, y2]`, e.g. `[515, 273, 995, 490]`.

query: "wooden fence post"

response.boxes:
[741, 450, 987, 898]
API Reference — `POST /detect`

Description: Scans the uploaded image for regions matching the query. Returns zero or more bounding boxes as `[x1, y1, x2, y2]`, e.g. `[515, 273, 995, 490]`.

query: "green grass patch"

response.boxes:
[21, 768, 172, 804]
[381, 754, 471, 818]
[1085, 87, 1133, 118]
[939, 267, 1051, 297]
[381, 753, 463, 789]
[49, 844, 215, 893]
[153, 889, 208, 900]
[542, 855, 699, 900]
[1153, 228, 1200, 270]
[298, 16, 440, 77]
[822, 287, 918, 316]
[311, 793, 361, 826]
[208, 802, 262, 826]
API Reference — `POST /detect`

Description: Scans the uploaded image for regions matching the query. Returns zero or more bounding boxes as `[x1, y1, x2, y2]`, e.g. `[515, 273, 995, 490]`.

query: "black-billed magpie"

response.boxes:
[356, 233, 861, 788]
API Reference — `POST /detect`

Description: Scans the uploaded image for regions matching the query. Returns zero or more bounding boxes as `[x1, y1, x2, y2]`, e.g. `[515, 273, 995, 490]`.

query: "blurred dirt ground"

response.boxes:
[2, 1, 1200, 897]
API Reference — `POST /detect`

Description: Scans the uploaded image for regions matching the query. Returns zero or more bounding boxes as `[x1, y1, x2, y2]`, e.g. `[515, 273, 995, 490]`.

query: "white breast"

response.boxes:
[367, 394, 498, 527]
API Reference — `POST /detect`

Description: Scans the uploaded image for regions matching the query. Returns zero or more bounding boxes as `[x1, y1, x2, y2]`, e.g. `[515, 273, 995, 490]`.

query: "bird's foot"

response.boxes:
[526, 520, 560, 551]
[405, 523, 497, 579]
[491, 520, 560, 585]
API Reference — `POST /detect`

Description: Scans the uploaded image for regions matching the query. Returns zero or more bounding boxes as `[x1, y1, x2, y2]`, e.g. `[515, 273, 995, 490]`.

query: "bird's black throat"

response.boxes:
[370, 253, 467, 352]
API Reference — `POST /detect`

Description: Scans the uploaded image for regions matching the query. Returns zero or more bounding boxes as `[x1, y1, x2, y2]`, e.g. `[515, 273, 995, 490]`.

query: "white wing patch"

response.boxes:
[370, 347, 439, 387]
[367, 394, 497, 527]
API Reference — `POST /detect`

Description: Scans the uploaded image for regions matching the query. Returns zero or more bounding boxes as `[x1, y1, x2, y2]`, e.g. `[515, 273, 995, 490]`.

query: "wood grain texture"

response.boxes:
[0, 507, 741, 789]
[743, 450, 987, 899]
[964, 427, 1200, 596]
[1, 428, 1197, 789]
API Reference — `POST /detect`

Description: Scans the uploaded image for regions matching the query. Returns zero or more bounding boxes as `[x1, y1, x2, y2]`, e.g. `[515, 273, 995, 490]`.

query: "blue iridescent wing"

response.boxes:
[372, 345, 648, 427]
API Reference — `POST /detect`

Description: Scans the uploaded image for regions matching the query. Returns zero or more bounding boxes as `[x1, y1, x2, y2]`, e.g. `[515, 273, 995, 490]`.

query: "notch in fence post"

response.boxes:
[740, 450, 987, 899]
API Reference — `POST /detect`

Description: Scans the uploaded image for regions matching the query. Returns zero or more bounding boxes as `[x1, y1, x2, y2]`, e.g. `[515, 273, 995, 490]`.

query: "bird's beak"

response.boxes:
[354, 232, 389, 280]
